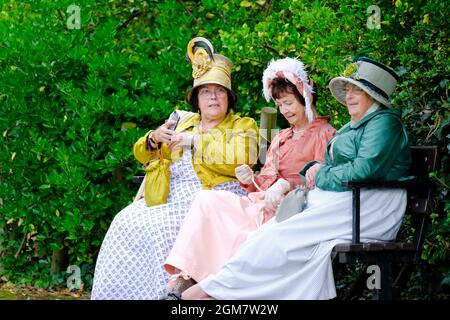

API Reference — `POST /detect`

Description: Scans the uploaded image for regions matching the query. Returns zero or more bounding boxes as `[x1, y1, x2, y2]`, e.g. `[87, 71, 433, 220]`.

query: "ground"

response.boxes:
[0, 283, 90, 300]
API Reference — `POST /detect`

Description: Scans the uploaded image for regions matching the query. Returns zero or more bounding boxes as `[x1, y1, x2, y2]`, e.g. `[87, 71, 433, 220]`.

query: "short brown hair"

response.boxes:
[270, 77, 317, 106]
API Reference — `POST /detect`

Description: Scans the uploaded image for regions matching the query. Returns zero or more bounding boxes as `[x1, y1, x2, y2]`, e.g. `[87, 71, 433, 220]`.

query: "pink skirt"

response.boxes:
[164, 189, 269, 282]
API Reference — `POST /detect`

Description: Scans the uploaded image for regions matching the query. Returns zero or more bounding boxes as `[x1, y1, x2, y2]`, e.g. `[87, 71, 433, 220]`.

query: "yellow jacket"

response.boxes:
[133, 111, 259, 190]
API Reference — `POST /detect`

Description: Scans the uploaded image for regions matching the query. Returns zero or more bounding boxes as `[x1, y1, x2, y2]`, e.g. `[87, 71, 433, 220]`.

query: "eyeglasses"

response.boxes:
[344, 84, 364, 95]
[198, 87, 228, 99]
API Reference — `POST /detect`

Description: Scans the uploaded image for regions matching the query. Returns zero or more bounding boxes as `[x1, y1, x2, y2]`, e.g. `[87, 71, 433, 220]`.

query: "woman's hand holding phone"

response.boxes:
[153, 111, 187, 149]
[152, 120, 177, 145]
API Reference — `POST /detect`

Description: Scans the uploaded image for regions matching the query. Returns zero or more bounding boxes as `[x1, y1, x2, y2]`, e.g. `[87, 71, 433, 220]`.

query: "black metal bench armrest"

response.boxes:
[342, 178, 431, 189]
[342, 179, 413, 245]
[341, 177, 434, 245]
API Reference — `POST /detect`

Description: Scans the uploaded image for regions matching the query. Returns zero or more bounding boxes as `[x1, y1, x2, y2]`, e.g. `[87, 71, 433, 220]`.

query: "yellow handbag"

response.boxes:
[143, 148, 171, 206]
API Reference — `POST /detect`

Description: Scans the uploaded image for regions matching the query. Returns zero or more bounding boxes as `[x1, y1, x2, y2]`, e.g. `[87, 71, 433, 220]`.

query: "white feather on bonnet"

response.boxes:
[262, 57, 315, 123]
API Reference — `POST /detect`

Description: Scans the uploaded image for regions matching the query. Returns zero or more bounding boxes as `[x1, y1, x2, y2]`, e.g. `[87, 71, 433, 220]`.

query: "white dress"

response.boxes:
[200, 187, 406, 300]
[91, 149, 247, 300]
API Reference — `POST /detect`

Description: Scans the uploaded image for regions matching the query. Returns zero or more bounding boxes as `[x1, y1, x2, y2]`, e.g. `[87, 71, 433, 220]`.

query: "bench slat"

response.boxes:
[133, 175, 144, 184]
[333, 242, 415, 253]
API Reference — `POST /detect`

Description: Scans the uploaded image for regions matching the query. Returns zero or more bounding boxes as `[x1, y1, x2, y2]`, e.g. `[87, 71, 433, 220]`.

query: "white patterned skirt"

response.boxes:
[91, 150, 246, 300]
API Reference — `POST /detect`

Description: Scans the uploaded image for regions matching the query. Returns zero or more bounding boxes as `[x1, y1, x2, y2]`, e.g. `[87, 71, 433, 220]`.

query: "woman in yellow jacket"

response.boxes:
[91, 38, 258, 300]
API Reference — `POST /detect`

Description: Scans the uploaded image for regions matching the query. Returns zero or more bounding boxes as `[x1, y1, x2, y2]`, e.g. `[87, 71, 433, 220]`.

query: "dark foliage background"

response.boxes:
[0, 0, 448, 298]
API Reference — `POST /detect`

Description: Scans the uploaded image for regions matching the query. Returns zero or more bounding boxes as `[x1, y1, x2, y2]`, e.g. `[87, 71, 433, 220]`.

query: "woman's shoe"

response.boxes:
[164, 292, 182, 300]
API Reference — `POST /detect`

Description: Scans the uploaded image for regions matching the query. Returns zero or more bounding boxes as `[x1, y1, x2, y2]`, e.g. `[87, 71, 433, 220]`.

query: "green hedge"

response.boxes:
[0, 0, 448, 298]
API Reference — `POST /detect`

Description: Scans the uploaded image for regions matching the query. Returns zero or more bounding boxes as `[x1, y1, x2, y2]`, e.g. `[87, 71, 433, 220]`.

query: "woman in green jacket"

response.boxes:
[182, 57, 411, 300]
[91, 38, 258, 300]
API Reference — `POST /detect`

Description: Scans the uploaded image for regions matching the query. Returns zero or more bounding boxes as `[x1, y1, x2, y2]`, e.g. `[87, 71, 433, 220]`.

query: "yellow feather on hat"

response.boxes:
[186, 37, 215, 79]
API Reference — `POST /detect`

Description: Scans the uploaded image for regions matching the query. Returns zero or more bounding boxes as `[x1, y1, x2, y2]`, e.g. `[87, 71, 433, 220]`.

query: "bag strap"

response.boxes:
[252, 176, 264, 192]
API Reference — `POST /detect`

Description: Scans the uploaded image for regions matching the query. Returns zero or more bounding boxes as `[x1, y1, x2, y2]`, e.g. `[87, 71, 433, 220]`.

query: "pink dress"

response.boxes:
[164, 117, 336, 282]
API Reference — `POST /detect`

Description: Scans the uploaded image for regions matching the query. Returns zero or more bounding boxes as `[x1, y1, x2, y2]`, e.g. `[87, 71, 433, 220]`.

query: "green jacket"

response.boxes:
[300, 109, 411, 192]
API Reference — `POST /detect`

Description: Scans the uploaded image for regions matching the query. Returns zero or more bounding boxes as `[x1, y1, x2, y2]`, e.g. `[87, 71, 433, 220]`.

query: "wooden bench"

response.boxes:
[332, 145, 439, 300]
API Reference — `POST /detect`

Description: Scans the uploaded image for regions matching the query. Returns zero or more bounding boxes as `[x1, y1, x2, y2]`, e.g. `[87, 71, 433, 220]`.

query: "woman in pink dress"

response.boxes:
[163, 57, 336, 299]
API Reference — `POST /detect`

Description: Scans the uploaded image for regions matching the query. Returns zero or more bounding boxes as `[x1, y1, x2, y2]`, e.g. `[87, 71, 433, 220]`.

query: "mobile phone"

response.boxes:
[167, 111, 180, 131]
